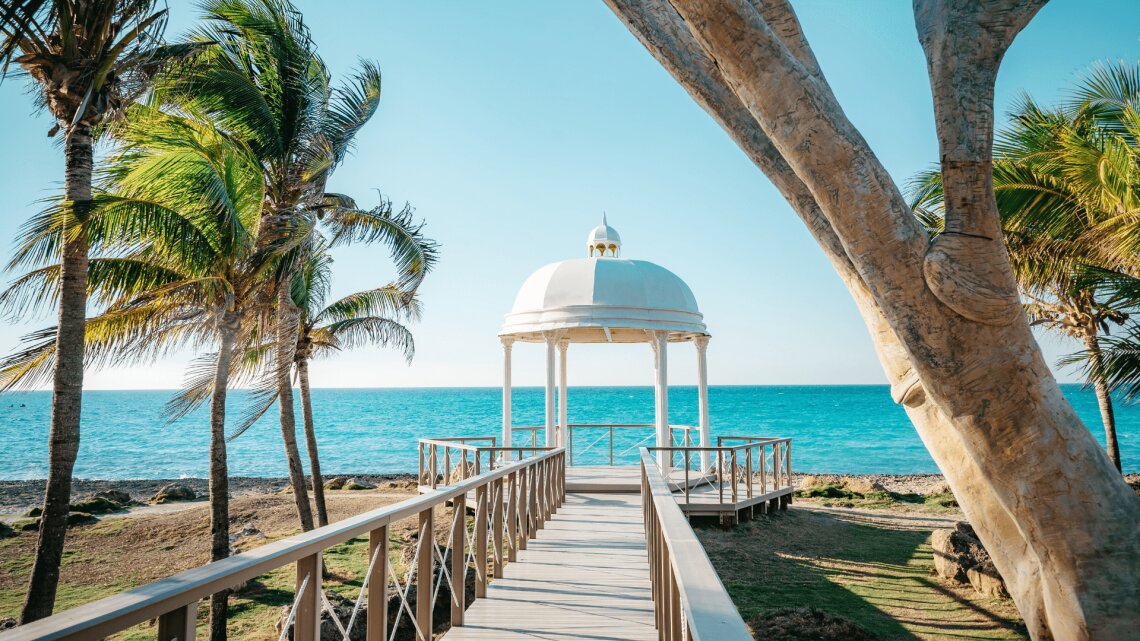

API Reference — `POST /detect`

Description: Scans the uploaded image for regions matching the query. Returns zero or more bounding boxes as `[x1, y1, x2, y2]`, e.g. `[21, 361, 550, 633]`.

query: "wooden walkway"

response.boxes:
[440, 492, 657, 641]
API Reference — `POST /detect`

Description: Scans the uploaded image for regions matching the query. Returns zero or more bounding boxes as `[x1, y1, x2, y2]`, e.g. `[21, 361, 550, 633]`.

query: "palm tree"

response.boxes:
[164, 0, 413, 530]
[0, 0, 197, 621]
[2, 102, 278, 641]
[288, 244, 419, 526]
[909, 63, 1140, 471]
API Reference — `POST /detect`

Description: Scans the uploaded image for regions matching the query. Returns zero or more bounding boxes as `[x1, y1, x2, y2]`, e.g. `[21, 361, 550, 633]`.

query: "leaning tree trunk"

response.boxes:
[1083, 332, 1122, 472]
[276, 287, 314, 531]
[208, 316, 238, 641]
[606, 1, 1140, 638]
[297, 358, 328, 527]
[20, 124, 93, 624]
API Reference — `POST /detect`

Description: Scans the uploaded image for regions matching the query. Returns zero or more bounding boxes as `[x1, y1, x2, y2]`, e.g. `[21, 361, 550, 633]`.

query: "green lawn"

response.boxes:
[697, 509, 1028, 641]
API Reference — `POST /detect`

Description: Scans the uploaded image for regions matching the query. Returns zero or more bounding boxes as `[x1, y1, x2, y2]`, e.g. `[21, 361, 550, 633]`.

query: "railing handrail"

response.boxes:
[511, 423, 699, 430]
[640, 449, 751, 641]
[1, 448, 567, 641]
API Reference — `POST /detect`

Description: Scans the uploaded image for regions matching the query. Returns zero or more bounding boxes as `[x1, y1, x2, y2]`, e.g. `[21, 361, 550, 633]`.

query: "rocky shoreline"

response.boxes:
[0, 473, 417, 513]
[3, 471, 1136, 514]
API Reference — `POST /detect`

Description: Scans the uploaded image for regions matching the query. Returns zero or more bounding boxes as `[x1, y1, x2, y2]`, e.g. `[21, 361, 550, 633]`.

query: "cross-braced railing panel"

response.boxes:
[0, 449, 567, 641]
[647, 436, 793, 514]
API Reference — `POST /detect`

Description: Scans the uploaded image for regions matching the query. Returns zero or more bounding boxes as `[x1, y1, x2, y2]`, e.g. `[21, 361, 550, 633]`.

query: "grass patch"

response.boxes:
[795, 484, 958, 510]
[698, 510, 1027, 640]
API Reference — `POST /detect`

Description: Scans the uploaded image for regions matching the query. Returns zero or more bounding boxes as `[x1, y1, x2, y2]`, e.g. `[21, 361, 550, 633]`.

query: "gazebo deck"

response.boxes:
[438, 492, 656, 641]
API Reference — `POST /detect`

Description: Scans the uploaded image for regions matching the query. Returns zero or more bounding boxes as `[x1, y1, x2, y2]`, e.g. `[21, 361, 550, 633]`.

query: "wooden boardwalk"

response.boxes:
[440, 492, 657, 641]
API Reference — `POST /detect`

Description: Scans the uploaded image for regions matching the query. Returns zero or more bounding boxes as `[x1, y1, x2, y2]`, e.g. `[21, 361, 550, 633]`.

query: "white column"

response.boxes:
[650, 331, 669, 468]
[544, 332, 557, 447]
[501, 337, 514, 459]
[558, 339, 569, 447]
[694, 335, 711, 471]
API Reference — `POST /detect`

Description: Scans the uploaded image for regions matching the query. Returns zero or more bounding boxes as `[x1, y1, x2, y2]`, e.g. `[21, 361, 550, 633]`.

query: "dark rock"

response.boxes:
[0, 618, 16, 631]
[342, 478, 375, 491]
[152, 483, 196, 503]
[15, 518, 40, 532]
[70, 496, 122, 514]
[93, 489, 134, 506]
[324, 477, 346, 491]
[24, 506, 42, 518]
[0, 522, 14, 539]
[931, 522, 1007, 597]
[67, 511, 98, 527]
[747, 607, 881, 641]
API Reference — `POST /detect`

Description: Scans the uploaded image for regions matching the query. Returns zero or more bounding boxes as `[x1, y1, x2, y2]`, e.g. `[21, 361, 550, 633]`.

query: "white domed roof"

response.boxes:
[501, 256, 707, 343]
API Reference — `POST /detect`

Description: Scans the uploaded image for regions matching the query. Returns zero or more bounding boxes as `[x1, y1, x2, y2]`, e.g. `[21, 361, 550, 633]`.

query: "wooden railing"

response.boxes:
[1, 449, 567, 641]
[511, 423, 699, 466]
[640, 449, 751, 641]
[417, 436, 554, 489]
[648, 436, 793, 511]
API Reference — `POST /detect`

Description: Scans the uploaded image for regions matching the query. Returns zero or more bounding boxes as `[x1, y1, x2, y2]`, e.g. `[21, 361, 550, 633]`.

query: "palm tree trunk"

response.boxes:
[297, 358, 328, 527]
[1084, 332, 1122, 472]
[276, 287, 314, 531]
[208, 317, 237, 641]
[20, 124, 92, 624]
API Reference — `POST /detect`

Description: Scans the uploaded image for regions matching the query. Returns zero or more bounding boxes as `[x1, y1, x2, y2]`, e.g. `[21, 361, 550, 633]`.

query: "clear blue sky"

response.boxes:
[0, 1, 1137, 389]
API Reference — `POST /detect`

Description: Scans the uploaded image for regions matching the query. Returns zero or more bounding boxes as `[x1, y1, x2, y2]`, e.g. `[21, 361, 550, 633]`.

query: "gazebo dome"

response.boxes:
[501, 219, 707, 343]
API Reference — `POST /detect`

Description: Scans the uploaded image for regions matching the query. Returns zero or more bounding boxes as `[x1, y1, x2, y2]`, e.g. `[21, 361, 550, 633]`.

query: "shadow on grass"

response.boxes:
[696, 510, 1027, 641]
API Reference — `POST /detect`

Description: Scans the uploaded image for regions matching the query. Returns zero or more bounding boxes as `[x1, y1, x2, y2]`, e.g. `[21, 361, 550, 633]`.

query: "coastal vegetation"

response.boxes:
[0, 0, 195, 624]
[909, 61, 1140, 471]
[0, 0, 435, 635]
[606, 2, 1140, 637]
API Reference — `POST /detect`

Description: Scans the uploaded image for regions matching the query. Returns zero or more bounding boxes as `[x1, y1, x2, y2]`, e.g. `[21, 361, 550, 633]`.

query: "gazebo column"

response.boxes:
[543, 332, 558, 447]
[558, 339, 569, 447]
[694, 336, 711, 471]
[650, 331, 669, 468]
[501, 337, 514, 460]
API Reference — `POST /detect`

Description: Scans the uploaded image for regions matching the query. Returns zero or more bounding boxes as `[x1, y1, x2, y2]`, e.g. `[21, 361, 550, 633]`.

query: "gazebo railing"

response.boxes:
[0, 448, 567, 641]
[417, 437, 554, 489]
[646, 437, 792, 512]
[510, 423, 699, 466]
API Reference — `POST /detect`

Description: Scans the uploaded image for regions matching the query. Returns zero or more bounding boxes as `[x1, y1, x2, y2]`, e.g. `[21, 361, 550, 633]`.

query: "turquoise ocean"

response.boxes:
[0, 385, 1136, 479]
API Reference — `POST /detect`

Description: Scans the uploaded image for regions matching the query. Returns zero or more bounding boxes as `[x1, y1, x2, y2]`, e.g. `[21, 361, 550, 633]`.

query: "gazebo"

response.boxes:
[499, 217, 711, 468]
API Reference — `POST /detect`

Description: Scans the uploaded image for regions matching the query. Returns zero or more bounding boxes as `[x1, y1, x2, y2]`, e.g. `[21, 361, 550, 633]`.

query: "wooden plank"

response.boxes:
[439, 493, 656, 641]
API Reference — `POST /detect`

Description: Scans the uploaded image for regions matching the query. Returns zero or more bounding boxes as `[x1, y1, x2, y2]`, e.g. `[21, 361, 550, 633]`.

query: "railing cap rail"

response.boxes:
[0, 448, 566, 641]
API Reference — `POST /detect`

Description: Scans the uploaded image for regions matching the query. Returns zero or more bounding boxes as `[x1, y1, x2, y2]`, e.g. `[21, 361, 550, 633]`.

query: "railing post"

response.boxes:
[444, 447, 452, 485]
[669, 560, 682, 641]
[367, 525, 389, 641]
[492, 477, 504, 577]
[418, 442, 425, 486]
[416, 507, 433, 641]
[507, 470, 519, 562]
[530, 459, 541, 533]
[430, 444, 438, 489]
[451, 495, 465, 626]
[294, 553, 322, 641]
[156, 603, 195, 641]
[518, 465, 529, 551]
[746, 447, 754, 500]
[475, 483, 488, 598]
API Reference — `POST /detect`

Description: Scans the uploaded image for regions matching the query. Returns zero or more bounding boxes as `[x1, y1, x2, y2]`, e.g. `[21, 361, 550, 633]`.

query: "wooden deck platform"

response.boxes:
[439, 492, 656, 641]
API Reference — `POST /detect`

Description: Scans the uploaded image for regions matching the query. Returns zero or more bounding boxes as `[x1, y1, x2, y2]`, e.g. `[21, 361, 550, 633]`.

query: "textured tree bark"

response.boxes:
[297, 358, 328, 527]
[20, 124, 92, 624]
[208, 316, 238, 641]
[608, 1, 1140, 637]
[276, 287, 315, 531]
[1083, 332, 1121, 472]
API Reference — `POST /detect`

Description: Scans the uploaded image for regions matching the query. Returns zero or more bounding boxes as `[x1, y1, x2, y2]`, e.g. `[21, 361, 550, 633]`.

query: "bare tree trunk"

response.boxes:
[276, 287, 314, 531]
[20, 124, 92, 624]
[297, 358, 328, 527]
[607, 1, 1140, 638]
[1083, 332, 1122, 472]
[208, 316, 238, 641]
